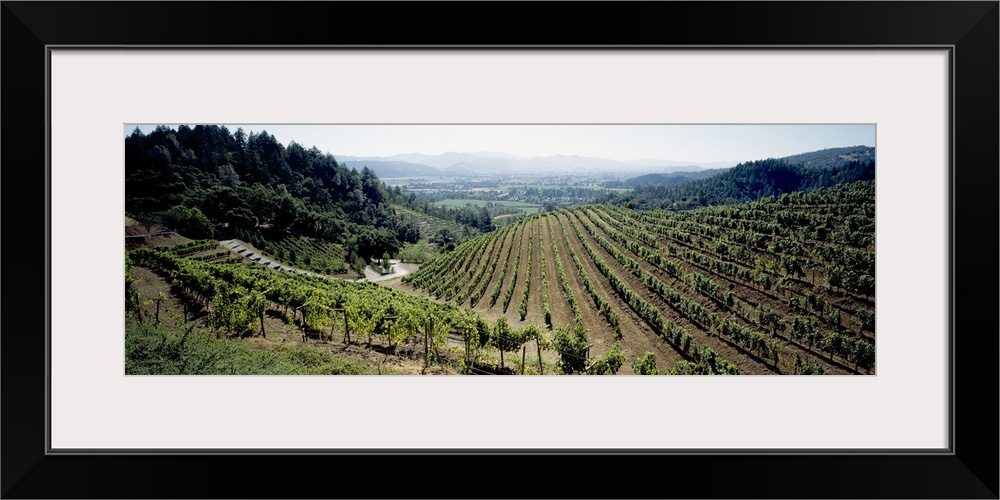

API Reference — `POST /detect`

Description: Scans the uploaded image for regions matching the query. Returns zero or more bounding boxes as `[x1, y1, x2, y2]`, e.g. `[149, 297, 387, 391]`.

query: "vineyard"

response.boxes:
[226, 229, 348, 276]
[125, 240, 600, 374]
[392, 205, 480, 241]
[402, 181, 876, 375]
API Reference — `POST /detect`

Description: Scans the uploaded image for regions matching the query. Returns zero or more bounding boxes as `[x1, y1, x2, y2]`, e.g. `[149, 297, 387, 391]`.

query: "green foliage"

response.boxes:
[211, 286, 265, 336]
[344, 297, 380, 345]
[350, 252, 367, 277]
[385, 307, 421, 353]
[162, 205, 214, 239]
[518, 324, 542, 346]
[794, 352, 827, 375]
[301, 288, 332, 331]
[666, 361, 702, 375]
[668, 346, 741, 375]
[234, 230, 347, 275]
[125, 255, 142, 319]
[490, 316, 523, 353]
[125, 321, 376, 375]
[631, 352, 659, 375]
[602, 157, 875, 209]
[400, 180, 876, 376]
[431, 228, 458, 250]
[423, 310, 452, 349]
[125, 126, 438, 274]
[455, 310, 484, 372]
[552, 323, 589, 374]
[589, 344, 625, 375]
[168, 239, 219, 256]
[397, 240, 437, 263]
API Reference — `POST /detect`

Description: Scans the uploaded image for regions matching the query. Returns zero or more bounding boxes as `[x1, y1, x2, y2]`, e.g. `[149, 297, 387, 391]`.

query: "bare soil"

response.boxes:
[538, 216, 575, 332]
[596, 208, 859, 374]
[569, 209, 772, 374]
[552, 212, 685, 374]
[521, 220, 547, 327]
[505, 220, 532, 322]
[475, 225, 520, 313]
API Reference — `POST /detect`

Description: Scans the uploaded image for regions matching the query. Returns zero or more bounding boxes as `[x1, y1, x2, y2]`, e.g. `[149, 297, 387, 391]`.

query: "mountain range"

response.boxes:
[338, 146, 874, 180]
[338, 152, 732, 178]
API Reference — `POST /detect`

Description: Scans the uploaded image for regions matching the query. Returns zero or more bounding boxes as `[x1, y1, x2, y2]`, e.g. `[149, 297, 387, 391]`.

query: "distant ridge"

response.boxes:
[337, 152, 723, 178]
[340, 159, 443, 178]
[779, 145, 875, 169]
[612, 145, 876, 189]
[601, 145, 875, 209]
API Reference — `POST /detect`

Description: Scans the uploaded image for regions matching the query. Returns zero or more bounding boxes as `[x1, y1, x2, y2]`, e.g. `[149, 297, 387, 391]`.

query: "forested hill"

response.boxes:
[125, 125, 490, 264]
[601, 169, 720, 189]
[603, 158, 875, 210]
[779, 145, 875, 169]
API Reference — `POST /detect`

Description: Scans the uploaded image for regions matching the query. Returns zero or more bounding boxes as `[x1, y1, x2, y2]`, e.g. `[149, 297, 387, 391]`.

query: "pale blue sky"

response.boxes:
[126, 124, 874, 163]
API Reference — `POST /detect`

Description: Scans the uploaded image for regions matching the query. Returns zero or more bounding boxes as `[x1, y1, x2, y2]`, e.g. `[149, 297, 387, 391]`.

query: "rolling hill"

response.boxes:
[403, 181, 876, 375]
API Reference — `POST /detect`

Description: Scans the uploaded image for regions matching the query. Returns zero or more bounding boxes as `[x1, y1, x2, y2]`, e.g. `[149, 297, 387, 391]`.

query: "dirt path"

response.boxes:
[220, 238, 408, 283]
[539, 216, 575, 332]
[505, 219, 532, 323]
[363, 260, 416, 283]
[521, 219, 546, 328]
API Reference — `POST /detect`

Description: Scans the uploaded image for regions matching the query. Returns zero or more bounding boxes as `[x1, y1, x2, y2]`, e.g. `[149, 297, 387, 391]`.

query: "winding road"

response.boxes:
[219, 239, 417, 282]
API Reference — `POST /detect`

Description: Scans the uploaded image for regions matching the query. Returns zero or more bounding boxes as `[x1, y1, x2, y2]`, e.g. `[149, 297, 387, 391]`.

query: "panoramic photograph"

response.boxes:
[125, 124, 876, 375]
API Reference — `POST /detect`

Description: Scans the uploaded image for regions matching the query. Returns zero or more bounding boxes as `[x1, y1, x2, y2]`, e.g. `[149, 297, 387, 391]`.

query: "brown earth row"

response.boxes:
[566, 209, 772, 374]
[521, 219, 546, 327]
[578, 207, 851, 374]
[476, 224, 522, 313]
[538, 216, 575, 332]
[552, 212, 685, 373]
[601, 207, 875, 347]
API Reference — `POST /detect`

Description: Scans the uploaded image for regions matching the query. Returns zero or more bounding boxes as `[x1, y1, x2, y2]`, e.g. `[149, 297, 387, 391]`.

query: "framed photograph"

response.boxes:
[3, 2, 996, 498]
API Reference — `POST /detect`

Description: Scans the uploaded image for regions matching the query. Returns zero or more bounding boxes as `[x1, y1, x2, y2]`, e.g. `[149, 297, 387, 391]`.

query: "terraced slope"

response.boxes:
[392, 205, 480, 241]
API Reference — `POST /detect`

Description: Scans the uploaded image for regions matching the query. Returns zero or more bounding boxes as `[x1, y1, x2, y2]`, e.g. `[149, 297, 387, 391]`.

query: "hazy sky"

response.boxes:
[126, 124, 874, 163]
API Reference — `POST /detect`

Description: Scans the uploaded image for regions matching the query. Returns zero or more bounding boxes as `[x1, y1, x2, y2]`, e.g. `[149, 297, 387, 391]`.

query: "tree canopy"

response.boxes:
[126, 125, 466, 260]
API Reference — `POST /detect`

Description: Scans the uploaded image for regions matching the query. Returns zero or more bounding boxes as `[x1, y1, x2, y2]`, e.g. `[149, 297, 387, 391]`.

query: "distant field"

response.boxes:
[506, 184, 631, 192]
[382, 177, 458, 184]
[433, 199, 542, 215]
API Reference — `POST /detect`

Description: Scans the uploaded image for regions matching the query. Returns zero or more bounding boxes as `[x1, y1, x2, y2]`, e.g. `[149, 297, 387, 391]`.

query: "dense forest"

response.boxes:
[601, 169, 720, 189]
[601, 158, 875, 210]
[125, 126, 492, 266]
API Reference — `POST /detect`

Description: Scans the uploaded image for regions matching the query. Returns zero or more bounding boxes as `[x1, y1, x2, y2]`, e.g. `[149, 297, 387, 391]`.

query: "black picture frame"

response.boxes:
[3, 2, 996, 498]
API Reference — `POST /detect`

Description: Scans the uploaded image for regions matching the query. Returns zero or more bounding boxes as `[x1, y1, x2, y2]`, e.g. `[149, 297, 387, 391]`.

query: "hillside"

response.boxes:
[340, 159, 443, 178]
[126, 126, 486, 270]
[602, 169, 721, 189]
[126, 245, 471, 375]
[402, 181, 876, 375]
[603, 146, 876, 206]
[392, 205, 475, 240]
[780, 145, 875, 169]
[605, 157, 875, 209]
